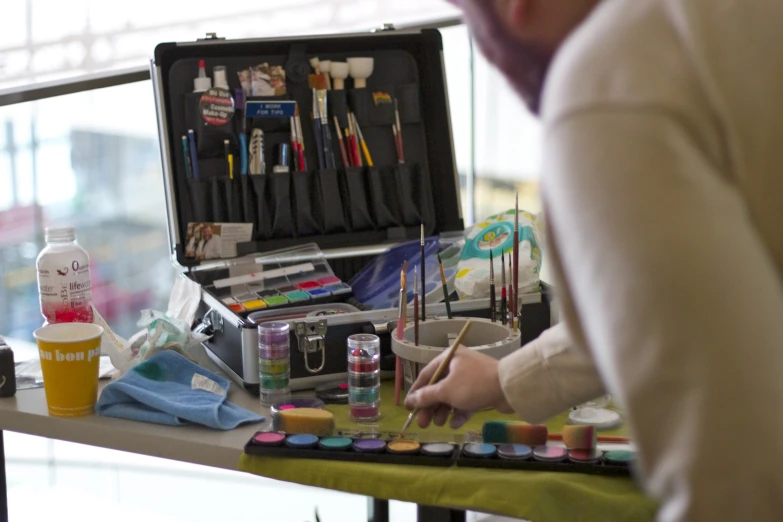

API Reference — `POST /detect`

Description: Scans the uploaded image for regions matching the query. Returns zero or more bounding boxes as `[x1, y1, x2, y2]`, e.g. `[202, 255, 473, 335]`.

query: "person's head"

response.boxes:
[203, 226, 213, 239]
[450, 0, 600, 113]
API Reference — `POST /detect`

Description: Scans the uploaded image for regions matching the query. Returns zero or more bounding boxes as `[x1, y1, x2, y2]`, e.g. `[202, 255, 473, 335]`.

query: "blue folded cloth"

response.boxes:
[96, 350, 264, 430]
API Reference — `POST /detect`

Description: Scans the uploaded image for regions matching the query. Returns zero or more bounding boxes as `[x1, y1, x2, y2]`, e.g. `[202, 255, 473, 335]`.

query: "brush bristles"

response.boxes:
[482, 420, 548, 446]
[562, 425, 597, 450]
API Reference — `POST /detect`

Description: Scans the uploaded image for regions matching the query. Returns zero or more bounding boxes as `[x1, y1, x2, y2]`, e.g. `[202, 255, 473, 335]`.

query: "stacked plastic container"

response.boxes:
[347, 334, 381, 422]
[258, 322, 291, 405]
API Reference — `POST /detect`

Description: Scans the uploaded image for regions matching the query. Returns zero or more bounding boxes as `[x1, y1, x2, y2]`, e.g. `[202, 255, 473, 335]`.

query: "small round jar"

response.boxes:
[258, 321, 290, 345]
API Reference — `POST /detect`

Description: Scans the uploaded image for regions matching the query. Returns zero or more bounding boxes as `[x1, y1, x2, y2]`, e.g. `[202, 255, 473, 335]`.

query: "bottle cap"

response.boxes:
[45, 226, 76, 242]
[194, 60, 212, 92]
[213, 66, 229, 90]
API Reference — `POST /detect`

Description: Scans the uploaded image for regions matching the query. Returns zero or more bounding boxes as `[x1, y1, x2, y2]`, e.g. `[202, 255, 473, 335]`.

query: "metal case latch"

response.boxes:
[372, 23, 396, 33]
[294, 320, 327, 374]
[199, 32, 225, 41]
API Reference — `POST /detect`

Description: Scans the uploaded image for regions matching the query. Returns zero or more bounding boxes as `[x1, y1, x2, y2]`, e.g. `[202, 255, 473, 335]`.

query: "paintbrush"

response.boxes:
[352, 113, 373, 167]
[414, 266, 420, 346]
[399, 320, 474, 437]
[347, 112, 362, 167]
[308, 75, 326, 169]
[513, 192, 519, 333]
[508, 255, 513, 326]
[315, 74, 336, 169]
[334, 116, 349, 167]
[295, 105, 306, 171]
[501, 250, 507, 326]
[437, 253, 452, 319]
[489, 250, 496, 322]
[402, 260, 408, 326]
[395, 267, 405, 406]
[394, 98, 405, 163]
[420, 224, 426, 322]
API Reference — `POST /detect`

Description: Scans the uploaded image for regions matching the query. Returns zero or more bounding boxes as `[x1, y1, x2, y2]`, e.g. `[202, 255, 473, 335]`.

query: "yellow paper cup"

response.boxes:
[33, 323, 104, 417]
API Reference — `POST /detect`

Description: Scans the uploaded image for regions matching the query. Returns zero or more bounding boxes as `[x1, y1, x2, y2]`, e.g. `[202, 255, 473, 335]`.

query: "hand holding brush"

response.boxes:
[403, 321, 515, 433]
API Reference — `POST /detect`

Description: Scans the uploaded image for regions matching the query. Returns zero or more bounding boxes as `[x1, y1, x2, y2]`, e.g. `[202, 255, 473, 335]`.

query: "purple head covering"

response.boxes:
[449, 0, 552, 114]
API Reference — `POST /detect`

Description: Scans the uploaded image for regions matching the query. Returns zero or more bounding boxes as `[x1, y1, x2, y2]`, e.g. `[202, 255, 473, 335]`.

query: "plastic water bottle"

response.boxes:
[36, 226, 94, 325]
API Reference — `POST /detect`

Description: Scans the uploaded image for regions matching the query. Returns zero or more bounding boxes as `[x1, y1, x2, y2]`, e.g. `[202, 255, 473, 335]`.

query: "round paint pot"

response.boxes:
[463, 442, 498, 459]
[318, 437, 353, 451]
[497, 444, 533, 461]
[352, 438, 387, 454]
[568, 407, 622, 430]
[315, 381, 349, 404]
[253, 431, 286, 447]
[421, 443, 456, 458]
[285, 433, 319, 449]
[605, 450, 636, 466]
[532, 446, 568, 463]
[568, 448, 603, 464]
[387, 440, 421, 455]
[270, 397, 325, 415]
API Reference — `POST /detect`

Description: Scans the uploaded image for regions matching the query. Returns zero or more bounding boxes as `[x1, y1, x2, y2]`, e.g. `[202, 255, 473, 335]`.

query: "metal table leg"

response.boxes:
[1, 431, 8, 522]
[368, 498, 389, 522]
[417, 505, 466, 522]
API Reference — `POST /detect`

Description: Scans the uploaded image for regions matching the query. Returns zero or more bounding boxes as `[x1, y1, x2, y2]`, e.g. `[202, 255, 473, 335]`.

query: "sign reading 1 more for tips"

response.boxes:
[245, 100, 297, 118]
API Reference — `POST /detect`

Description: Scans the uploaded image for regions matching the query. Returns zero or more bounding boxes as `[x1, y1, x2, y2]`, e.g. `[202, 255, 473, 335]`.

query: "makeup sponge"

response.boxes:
[562, 424, 597, 450]
[482, 420, 548, 446]
[274, 408, 334, 436]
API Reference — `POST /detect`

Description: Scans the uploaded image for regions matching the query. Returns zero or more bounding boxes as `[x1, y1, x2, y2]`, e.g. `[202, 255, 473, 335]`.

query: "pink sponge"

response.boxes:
[562, 424, 597, 450]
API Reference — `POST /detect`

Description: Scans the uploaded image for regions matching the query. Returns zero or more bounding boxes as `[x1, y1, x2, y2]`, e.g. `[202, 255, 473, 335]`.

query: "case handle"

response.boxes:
[294, 320, 327, 374]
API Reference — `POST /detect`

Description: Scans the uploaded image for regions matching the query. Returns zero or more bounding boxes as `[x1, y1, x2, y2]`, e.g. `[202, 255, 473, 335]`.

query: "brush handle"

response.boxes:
[420, 248, 426, 321]
[490, 284, 496, 323]
[512, 231, 519, 331]
[500, 289, 507, 327]
[335, 119, 349, 167]
[395, 355, 403, 406]
[312, 118, 325, 169]
[321, 118, 336, 169]
[413, 292, 419, 346]
[442, 283, 452, 319]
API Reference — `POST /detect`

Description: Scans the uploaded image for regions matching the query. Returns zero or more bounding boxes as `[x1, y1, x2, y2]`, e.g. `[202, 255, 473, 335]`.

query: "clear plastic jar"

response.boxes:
[258, 322, 290, 405]
[347, 334, 380, 422]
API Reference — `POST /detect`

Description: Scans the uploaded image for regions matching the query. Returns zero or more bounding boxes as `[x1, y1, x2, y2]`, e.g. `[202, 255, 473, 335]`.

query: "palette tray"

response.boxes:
[245, 431, 458, 468]
[244, 431, 634, 477]
[201, 243, 353, 315]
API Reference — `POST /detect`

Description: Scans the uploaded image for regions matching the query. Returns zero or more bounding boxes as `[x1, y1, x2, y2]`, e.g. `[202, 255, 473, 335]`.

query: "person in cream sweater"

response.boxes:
[406, 1, 783, 520]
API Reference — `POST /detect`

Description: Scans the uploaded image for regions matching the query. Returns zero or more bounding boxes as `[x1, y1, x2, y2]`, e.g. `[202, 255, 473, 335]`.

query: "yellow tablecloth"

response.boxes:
[239, 382, 658, 521]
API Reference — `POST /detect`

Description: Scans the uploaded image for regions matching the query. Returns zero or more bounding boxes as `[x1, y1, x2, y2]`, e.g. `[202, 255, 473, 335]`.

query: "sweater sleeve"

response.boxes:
[497, 322, 606, 423]
[542, 107, 783, 522]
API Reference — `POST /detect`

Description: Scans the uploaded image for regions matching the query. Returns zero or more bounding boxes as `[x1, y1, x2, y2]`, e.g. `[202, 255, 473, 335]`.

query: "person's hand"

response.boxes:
[404, 346, 514, 429]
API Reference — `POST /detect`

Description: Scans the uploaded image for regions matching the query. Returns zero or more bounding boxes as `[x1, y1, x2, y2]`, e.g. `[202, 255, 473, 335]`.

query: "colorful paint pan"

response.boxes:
[296, 281, 321, 290]
[222, 297, 238, 304]
[284, 290, 311, 302]
[260, 373, 289, 389]
[532, 446, 567, 463]
[256, 289, 279, 298]
[318, 276, 341, 286]
[605, 450, 636, 466]
[235, 293, 259, 302]
[497, 444, 533, 461]
[307, 288, 331, 298]
[352, 438, 387, 453]
[263, 295, 290, 307]
[253, 432, 285, 446]
[568, 449, 603, 464]
[318, 437, 353, 451]
[421, 443, 456, 457]
[286, 434, 319, 449]
[387, 440, 421, 455]
[463, 442, 497, 459]
[242, 299, 268, 311]
[228, 303, 246, 313]
[328, 282, 352, 296]
[277, 285, 297, 293]
[349, 386, 380, 403]
[259, 358, 289, 374]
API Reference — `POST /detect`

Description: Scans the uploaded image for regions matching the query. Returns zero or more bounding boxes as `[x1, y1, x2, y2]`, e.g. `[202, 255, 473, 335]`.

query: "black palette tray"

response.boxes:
[456, 449, 632, 477]
[244, 435, 457, 468]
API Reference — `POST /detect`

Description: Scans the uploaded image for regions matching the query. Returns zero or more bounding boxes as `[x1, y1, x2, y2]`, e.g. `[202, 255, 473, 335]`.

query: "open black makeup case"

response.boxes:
[152, 27, 554, 394]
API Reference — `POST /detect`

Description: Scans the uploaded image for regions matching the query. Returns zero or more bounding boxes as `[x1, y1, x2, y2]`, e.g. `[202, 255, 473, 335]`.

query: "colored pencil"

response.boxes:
[513, 192, 519, 333]
[501, 251, 507, 326]
[437, 253, 452, 319]
[400, 320, 474, 437]
[489, 250, 496, 322]
[414, 266, 419, 346]
[420, 224, 426, 322]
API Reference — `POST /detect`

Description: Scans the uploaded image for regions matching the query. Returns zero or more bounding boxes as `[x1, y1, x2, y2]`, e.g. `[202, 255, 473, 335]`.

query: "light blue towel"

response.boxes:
[96, 350, 264, 430]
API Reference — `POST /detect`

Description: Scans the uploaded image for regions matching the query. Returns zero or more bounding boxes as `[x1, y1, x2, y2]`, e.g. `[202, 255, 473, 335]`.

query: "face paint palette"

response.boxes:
[245, 431, 458, 467]
[244, 429, 633, 477]
[455, 437, 634, 477]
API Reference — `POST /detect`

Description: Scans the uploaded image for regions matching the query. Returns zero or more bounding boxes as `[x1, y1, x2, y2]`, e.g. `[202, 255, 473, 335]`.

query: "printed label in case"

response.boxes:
[246, 100, 297, 118]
